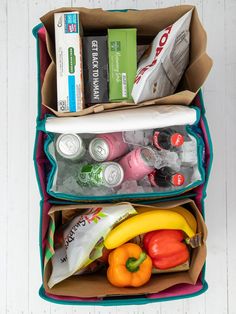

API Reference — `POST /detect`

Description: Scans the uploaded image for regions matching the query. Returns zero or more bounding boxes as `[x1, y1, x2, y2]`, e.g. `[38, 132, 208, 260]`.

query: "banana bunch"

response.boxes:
[104, 206, 200, 250]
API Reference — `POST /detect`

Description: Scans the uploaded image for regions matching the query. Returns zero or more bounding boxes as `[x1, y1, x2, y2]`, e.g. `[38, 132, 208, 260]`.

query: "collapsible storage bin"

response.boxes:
[33, 5, 213, 305]
[42, 199, 207, 302]
[38, 105, 205, 201]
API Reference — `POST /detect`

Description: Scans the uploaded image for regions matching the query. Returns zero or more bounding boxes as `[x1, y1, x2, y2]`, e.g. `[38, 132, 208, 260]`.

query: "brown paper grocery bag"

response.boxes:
[39, 5, 212, 117]
[43, 198, 207, 298]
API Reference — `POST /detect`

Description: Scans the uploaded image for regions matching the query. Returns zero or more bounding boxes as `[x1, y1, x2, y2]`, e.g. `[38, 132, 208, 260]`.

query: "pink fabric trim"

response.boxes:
[38, 27, 52, 119]
[36, 131, 50, 200]
[148, 280, 203, 299]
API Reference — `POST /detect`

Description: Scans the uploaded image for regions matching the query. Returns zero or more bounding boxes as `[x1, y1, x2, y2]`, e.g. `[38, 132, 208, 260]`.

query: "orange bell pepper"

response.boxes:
[107, 243, 152, 287]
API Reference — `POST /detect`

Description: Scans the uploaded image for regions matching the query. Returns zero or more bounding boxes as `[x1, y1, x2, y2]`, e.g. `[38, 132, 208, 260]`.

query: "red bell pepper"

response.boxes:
[143, 230, 189, 270]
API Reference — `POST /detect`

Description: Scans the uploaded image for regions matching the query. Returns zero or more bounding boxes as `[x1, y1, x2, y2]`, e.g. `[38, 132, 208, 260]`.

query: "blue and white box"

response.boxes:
[54, 12, 84, 112]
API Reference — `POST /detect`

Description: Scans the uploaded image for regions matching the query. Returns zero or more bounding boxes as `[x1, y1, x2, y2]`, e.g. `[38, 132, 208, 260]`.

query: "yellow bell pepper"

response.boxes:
[107, 243, 152, 287]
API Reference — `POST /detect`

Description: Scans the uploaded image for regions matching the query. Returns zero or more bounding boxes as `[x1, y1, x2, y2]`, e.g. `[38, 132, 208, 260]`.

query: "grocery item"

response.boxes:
[89, 132, 129, 162]
[83, 36, 109, 104]
[104, 210, 196, 250]
[153, 128, 184, 150]
[54, 12, 84, 112]
[48, 204, 137, 288]
[143, 230, 189, 270]
[108, 28, 137, 102]
[55, 133, 86, 161]
[136, 206, 197, 233]
[76, 162, 124, 188]
[148, 167, 185, 188]
[131, 10, 192, 104]
[107, 243, 152, 287]
[119, 147, 156, 181]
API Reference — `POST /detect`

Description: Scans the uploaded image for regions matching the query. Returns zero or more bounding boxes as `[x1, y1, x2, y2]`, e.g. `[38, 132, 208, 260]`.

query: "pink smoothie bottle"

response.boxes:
[119, 147, 156, 181]
[89, 132, 129, 162]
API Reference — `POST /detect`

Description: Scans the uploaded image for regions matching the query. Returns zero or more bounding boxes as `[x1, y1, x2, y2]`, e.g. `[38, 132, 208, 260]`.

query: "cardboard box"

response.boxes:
[40, 6, 212, 117]
[108, 29, 137, 102]
[83, 36, 109, 104]
[43, 198, 207, 298]
[54, 12, 84, 112]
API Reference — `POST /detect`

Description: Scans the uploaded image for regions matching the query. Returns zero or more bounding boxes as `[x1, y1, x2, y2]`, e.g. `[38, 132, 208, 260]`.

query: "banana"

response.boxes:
[104, 210, 196, 250]
[135, 206, 197, 233]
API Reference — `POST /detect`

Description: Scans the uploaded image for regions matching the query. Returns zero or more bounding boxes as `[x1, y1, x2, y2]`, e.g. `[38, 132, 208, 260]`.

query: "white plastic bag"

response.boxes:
[131, 10, 192, 104]
[48, 204, 136, 288]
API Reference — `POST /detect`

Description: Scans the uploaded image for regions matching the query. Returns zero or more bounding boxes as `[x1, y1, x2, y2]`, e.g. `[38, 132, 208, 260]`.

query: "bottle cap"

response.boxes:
[103, 162, 124, 187]
[89, 138, 109, 161]
[171, 173, 185, 186]
[56, 133, 84, 160]
[170, 133, 184, 147]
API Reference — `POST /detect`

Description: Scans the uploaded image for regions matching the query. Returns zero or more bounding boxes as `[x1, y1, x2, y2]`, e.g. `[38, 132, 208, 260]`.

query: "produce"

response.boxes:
[136, 205, 197, 233]
[107, 243, 152, 287]
[104, 210, 195, 250]
[144, 230, 189, 269]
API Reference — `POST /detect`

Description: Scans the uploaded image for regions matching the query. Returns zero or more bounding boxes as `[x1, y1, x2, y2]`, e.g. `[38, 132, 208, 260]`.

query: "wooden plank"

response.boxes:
[94, 0, 137, 10]
[0, 0, 8, 313]
[136, 0, 158, 9]
[202, 0, 228, 313]
[93, 306, 117, 314]
[180, 0, 203, 19]
[93, 0, 115, 10]
[72, 0, 95, 8]
[117, 305, 138, 314]
[160, 300, 183, 314]
[112, 0, 137, 10]
[225, 66, 236, 314]
[72, 306, 96, 314]
[6, 0, 30, 313]
[225, 1, 236, 314]
[183, 295, 206, 314]
[138, 303, 161, 314]
[159, 0, 181, 7]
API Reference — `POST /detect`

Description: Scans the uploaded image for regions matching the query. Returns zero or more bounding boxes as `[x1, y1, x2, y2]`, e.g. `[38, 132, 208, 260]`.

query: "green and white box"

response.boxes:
[108, 29, 137, 102]
[54, 12, 84, 112]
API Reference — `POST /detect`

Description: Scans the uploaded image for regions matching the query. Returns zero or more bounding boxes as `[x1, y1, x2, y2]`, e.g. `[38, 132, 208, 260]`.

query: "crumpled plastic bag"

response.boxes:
[48, 204, 136, 288]
[132, 10, 192, 104]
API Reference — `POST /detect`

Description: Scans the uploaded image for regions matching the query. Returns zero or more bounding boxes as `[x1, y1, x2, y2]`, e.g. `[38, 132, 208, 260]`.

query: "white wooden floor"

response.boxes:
[0, 0, 235, 313]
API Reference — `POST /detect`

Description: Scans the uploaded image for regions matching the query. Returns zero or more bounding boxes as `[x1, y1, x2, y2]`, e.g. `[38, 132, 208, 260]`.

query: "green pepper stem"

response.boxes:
[126, 252, 147, 272]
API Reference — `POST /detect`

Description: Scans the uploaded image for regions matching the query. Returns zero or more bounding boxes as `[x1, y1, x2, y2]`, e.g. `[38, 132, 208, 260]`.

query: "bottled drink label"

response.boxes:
[148, 167, 185, 188]
[153, 129, 184, 150]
